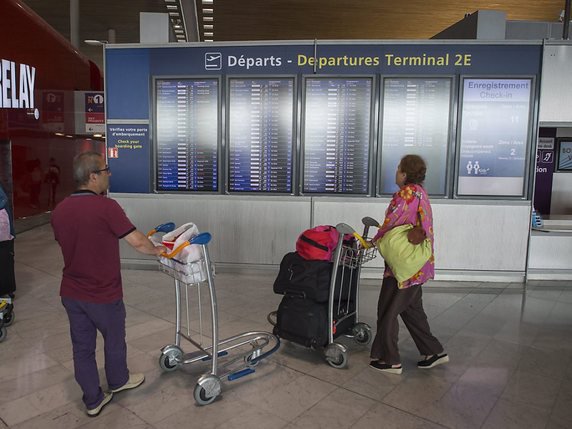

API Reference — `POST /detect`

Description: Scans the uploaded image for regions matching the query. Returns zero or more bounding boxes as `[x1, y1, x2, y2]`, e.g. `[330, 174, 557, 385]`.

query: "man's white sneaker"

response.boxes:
[86, 392, 113, 417]
[111, 373, 145, 393]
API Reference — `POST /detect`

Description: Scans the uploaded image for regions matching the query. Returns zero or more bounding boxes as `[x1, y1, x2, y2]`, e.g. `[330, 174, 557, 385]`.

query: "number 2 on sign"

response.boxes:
[454, 54, 472, 66]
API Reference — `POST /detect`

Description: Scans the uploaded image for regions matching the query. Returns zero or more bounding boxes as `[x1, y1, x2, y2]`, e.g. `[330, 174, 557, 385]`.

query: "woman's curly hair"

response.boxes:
[400, 154, 426, 185]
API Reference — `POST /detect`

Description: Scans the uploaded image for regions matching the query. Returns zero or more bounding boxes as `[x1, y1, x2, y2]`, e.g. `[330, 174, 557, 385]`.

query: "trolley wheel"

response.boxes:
[324, 342, 348, 369]
[352, 322, 372, 346]
[267, 310, 277, 326]
[0, 325, 6, 343]
[194, 374, 221, 406]
[159, 345, 183, 372]
[244, 348, 262, 368]
[3, 310, 14, 327]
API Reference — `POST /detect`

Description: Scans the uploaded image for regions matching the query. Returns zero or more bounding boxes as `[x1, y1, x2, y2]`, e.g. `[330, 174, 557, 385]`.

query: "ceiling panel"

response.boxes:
[21, 0, 566, 69]
[210, 0, 564, 40]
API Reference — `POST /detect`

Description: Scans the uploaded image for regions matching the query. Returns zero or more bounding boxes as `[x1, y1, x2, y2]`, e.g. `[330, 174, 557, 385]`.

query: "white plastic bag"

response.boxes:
[160, 222, 207, 283]
[0, 209, 13, 242]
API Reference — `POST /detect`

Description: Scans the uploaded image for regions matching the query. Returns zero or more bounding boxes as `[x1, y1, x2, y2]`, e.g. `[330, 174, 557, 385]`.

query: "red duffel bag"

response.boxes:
[295, 225, 339, 261]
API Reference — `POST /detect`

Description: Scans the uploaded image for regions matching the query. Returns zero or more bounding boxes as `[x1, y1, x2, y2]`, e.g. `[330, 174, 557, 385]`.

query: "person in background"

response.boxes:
[0, 182, 16, 317]
[51, 152, 167, 417]
[28, 159, 42, 209]
[369, 154, 448, 374]
[45, 157, 61, 208]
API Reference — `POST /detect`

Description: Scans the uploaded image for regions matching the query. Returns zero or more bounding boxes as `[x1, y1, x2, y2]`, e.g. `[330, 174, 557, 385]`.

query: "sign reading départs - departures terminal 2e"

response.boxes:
[218, 52, 473, 71]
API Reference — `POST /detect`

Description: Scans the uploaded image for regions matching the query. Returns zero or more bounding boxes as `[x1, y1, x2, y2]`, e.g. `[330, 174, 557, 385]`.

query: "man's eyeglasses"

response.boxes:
[93, 166, 110, 175]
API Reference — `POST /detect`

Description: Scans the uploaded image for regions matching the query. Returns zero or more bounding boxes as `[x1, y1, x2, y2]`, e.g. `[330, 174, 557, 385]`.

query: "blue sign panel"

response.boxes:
[107, 124, 150, 193]
[458, 78, 532, 197]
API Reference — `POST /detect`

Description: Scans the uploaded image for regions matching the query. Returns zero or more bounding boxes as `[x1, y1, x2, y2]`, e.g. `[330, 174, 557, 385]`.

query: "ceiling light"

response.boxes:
[166, 5, 178, 9]
[93, 133, 103, 137]
[175, 29, 184, 33]
[204, 39, 213, 42]
[203, 8, 213, 14]
[203, 16, 213, 21]
[203, 24, 213, 30]
[202, 0, 214, 4]
[164, 0, 176, 2]
[84, 39, 108, 45]
[169, 12, 179, 16]
[204, 32, 213, 37]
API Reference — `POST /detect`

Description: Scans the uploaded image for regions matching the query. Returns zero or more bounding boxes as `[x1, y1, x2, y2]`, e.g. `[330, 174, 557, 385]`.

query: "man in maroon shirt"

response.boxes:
[52, 152, 166, 417]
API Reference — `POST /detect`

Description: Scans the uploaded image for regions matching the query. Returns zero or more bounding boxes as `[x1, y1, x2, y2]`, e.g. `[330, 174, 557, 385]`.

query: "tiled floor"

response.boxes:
[1, 224, 572, 428]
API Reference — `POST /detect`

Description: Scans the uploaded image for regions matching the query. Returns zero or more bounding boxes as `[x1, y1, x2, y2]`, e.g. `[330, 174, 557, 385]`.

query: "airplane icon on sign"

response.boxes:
[205, 52, 222, 70]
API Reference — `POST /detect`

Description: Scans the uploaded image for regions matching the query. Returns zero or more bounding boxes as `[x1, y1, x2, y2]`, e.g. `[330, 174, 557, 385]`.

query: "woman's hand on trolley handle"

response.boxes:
[361, 216, 381, 248]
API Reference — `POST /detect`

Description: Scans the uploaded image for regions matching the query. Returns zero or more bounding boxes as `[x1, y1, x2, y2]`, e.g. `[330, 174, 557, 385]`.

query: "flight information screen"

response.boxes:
[457, 78, 532, 196]
[303, 77, 373, 194]
[155, 78, 219, 192]
[379, 78, 452, 195]
[228, 78, 295, 193]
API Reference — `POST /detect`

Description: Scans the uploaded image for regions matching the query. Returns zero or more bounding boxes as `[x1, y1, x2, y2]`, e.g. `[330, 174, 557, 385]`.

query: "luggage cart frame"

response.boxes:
[321, 218, 378, 368]
[150, 227, 280, 405]
[270, 217, 379, 368]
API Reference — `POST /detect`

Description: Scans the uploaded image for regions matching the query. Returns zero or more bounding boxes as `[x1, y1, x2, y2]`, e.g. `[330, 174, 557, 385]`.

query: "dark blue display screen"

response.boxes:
[379, 78, 452, 195]
[155, 78, 219, 192]
[303, 77, 372, 194]
[228, 78, 294, 193]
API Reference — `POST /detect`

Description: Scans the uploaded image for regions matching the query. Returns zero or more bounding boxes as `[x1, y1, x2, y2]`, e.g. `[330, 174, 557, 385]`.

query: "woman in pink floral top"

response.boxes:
[369, 155, 448, 374]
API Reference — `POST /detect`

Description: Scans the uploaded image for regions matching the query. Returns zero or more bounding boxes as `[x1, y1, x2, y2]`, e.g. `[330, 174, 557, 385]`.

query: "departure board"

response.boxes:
[155, 78, 219, 192]
[380, 78, 452, 195]
[228, 78, 294, 193]
[303, 77, 373, 194]
[457, 78, 532, 197]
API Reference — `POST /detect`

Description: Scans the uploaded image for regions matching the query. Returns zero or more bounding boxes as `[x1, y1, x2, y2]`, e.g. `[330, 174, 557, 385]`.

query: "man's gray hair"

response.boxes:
[73, 152, 103, 186]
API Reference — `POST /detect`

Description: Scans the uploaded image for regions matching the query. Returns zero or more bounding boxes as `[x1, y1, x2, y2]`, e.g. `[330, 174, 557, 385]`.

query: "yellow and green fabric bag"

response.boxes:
[376, 224, 432, 283]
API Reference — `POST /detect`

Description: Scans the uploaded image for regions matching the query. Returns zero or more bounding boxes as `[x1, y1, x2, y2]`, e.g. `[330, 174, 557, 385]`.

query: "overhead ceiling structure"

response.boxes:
[22, 0, 566, 70]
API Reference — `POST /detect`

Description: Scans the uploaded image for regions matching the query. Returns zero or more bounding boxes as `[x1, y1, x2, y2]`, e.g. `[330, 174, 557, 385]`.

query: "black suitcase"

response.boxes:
[273, 294, 357, 348]
[274, 295, 328, 348]
[273, 252, 358, 303]
[0, 240, 15, 296]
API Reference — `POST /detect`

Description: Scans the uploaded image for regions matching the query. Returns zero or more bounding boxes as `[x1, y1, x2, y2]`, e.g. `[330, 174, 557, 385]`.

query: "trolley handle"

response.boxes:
[160, 232, 212, 259]
[335, 222, 373, 249]
[146, 222, 176, 237]
[361, 216, 380, 240]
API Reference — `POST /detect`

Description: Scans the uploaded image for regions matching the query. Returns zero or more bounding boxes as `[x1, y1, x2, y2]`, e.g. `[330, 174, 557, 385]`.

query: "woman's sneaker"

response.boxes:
[417, 354, 449, 369]
[369, 361, 403, 374]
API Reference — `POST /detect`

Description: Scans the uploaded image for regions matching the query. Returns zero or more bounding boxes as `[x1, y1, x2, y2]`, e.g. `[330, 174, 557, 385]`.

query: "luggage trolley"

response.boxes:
[0, 296, 14, 342]
[272, 217, 379, 369]
[323, 218, 378, 368]
[148, 223, 280, 405]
